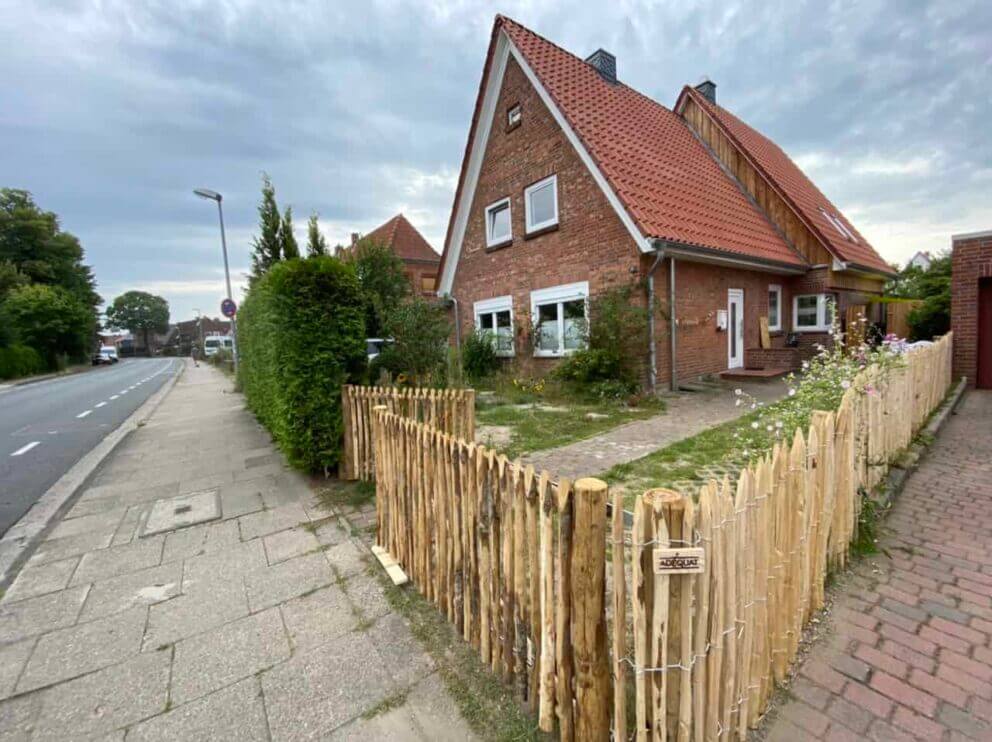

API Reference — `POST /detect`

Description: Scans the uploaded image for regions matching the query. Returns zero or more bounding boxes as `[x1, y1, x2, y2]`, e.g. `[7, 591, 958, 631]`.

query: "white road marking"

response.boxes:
[120, 390, 128, 395]
[77, 410, 92, 419]
[110, 395, 119, 400]
[95, 402, 107, 408]
[11, 441, 40, 457]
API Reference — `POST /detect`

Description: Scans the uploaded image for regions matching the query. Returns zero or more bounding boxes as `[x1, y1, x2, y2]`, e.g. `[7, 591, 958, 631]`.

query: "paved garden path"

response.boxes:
[522, 379, 788, 479]
[763, 390, 992, 742]
[0, 361, 475, 741]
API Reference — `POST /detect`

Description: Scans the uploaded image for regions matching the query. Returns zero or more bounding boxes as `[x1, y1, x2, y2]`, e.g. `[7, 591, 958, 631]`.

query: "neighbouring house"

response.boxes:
[174, 317, 232, 356]
[951, 230, 992, 388]
[436, 16, 897, 389]
[349, 213, 441, 297]
[908, 250, 933, 271]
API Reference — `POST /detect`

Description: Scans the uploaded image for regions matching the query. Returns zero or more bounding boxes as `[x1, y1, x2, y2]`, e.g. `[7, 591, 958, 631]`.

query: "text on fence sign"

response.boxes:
[653, 547, 705, 574]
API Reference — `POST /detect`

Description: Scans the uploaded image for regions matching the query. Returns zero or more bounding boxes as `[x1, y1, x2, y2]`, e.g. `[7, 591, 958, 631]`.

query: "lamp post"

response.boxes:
[193, 188, 238, 373]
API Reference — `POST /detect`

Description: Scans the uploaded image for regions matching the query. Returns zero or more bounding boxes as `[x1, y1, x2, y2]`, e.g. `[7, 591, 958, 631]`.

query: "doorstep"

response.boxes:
[719, 367, 791, 381]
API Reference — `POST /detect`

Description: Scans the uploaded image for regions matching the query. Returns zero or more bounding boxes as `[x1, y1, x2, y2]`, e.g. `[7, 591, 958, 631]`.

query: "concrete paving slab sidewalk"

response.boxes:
[0, 360, 477, 741]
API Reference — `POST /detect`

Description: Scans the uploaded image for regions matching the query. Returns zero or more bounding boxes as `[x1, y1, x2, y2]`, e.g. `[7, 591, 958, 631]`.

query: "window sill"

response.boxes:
[485, 238, 513, 252]
[524, 223, 559, 240]
[792, 327, 831, 334]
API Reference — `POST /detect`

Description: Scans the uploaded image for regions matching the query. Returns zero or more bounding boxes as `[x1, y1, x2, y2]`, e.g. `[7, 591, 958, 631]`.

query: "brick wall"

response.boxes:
[449, 57, 640, 377]
[952, 232, 992, 386]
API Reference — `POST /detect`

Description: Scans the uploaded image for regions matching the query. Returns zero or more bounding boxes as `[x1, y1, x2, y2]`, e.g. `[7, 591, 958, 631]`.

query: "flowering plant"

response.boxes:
[731, 315, 905, 463]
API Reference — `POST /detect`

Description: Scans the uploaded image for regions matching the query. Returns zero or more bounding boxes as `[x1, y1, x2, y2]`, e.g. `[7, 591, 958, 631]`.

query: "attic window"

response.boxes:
[821, 209, 857, 243]
[507, 104, 522, 130]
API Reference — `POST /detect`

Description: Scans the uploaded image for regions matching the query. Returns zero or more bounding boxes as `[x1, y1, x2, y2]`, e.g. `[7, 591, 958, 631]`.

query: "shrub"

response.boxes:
[553, 285, 647, 398]
[0, 344, 44, 380]
[376, 297, 451, 386]
[237, 256, 366, 473]
[461, 329, 500, 382]
[1, 283, 92, 368]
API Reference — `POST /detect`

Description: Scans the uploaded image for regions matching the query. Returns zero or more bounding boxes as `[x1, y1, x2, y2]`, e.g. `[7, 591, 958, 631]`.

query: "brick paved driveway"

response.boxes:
[764, 390, 992, 741]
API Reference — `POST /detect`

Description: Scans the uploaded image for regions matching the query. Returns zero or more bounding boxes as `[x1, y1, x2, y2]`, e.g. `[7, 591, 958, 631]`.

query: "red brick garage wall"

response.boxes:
[952, 231, 992, 387]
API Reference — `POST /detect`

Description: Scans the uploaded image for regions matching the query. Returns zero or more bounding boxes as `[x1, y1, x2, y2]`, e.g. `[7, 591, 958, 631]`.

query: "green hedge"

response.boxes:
[0, 344, 44, 380]
[237, 257, 367, 473]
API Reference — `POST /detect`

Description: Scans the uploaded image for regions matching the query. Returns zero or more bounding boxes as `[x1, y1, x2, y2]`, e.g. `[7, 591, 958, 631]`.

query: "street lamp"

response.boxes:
[193, 188, 238, 373]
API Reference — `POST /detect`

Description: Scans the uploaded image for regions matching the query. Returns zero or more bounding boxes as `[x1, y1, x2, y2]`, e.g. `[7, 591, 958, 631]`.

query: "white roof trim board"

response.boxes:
[437, 30, 651, 295]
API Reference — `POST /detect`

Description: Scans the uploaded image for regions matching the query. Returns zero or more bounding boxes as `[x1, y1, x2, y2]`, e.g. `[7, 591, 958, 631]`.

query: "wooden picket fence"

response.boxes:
[369, 335, 953, 741]
[611, 333, 954, 741]
[371, 408, 612, 739]
[340, 385, 475, 480]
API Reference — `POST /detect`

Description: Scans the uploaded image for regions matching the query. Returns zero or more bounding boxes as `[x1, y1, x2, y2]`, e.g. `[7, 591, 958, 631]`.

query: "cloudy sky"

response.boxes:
[2, 0, 990, 322]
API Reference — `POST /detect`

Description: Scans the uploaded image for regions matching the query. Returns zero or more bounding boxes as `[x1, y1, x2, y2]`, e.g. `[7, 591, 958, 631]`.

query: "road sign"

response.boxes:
[221, 298, 237, 318]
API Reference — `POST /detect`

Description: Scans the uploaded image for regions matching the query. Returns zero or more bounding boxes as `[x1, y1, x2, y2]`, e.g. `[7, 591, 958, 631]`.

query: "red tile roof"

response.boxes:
[680, 86, 894, 275]
[495, 17, 805, 268]
[365, 213, 440, 263]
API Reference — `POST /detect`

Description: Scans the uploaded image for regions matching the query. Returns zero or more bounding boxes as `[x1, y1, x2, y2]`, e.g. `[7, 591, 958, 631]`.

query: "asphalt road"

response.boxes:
[0, 358, 181, 536]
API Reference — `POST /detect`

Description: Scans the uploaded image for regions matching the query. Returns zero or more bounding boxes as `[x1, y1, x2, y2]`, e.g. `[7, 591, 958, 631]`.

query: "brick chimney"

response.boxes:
[350, 232, 360, 247]
[585, 49, 617, 83]
[695, 78, 716, 104]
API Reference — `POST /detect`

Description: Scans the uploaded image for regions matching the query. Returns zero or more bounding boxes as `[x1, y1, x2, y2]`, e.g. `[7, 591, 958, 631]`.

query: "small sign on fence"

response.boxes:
[653, 547, 705, 574]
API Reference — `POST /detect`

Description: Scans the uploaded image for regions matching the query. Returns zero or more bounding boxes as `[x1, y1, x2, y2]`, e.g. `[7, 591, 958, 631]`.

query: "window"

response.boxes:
[524, 175, 558, 234]
[793, 294, 834, 332]
[821, 208, 857, 243]
[485, 198, 512, 248]
[474, 296, 514, 356]
[507, 104, 522, 129]
[768, 284, 782, 332]
[530, 282, 588, 356]
[421, 275, 436, 293]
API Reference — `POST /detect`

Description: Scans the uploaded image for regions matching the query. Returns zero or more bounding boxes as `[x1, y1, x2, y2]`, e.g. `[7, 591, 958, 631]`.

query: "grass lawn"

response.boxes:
[475, 394, 665, 459]
[604, 405, 770, 509]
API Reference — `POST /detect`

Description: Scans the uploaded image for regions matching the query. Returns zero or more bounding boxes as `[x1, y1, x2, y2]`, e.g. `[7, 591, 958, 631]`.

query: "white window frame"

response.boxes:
[768, 284, 782, 332]
[530, 281, 588, 357]
[474, 295, 515, 357]
[524, 175, 559, 234]
[484, 197, 512, 248]
[792, 293, 834, 332]
[507, 104, 522, 128]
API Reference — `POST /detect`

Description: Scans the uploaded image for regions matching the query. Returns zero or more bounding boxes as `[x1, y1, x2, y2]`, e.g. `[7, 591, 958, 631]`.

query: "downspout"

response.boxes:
[645, 242, 666, 393]
[669, 257, 678, 392]
[442, 294, 462, 353]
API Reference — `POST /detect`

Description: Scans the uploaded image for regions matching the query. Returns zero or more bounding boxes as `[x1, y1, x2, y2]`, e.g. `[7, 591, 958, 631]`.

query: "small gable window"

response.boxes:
[507, 104, 522, 129]
[768, 284, 782, 332]
[525, 175, 559, 234]
[821, 209, 857, 243]
[485, 197, 512, 248]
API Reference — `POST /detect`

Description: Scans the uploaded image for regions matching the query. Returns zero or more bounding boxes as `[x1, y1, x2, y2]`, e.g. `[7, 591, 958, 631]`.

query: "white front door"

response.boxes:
[728, 289, 744, 369]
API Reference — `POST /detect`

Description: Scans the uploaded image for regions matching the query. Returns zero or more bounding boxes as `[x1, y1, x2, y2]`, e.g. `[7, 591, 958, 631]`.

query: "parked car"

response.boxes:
[92, 346, 119, 365]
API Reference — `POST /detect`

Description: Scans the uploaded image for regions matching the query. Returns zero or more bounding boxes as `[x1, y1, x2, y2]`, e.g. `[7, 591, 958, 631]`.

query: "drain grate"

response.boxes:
[141, 490, 221, 537]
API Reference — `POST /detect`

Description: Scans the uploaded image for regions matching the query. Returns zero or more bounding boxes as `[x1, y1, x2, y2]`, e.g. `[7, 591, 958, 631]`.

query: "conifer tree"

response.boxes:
[249, 174, 281, 279]
[306, 212, 328, 257]
[280, 206, 300, 259]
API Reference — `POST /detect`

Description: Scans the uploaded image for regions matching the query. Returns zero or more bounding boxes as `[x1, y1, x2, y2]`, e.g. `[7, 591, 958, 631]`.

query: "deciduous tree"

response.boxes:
[105, 291, 170, 355]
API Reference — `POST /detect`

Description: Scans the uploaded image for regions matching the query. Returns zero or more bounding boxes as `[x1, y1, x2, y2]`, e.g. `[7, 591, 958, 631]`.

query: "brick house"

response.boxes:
[436, 16, 896, 389]
[354, 213, 441, 297]
[951, 230, 992, 388]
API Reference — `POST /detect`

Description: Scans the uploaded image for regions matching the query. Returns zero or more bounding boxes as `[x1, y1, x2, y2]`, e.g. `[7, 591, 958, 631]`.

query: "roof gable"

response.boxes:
[365, 214, 440, 263]
[678, 86, 894, 275]
[437, 16, 805, 292]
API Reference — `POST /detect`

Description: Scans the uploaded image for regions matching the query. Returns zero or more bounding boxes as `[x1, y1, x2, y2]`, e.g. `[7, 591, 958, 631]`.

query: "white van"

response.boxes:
[203, 336, 234, 357]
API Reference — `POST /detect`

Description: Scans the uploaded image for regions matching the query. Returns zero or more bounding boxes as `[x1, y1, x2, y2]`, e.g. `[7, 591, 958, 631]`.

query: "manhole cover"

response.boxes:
[141, 490, 221, 537]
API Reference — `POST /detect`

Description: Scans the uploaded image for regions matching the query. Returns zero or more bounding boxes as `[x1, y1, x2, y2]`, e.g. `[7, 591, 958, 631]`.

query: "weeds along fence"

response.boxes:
[369, 335, 952, 741]
[340, 385, 475, 481]
[610, 333, 953, 741]
[372, 407, 613, 740]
